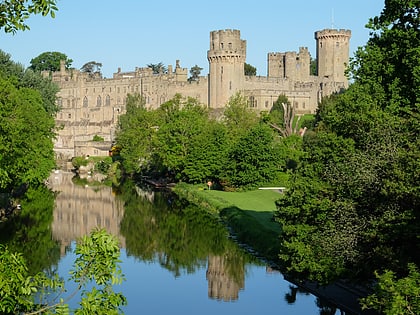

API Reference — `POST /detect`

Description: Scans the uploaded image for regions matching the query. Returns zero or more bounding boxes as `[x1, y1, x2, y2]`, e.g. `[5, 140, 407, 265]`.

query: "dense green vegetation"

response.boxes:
[274, 1, 420, 314]
[115, 1, 420, 313]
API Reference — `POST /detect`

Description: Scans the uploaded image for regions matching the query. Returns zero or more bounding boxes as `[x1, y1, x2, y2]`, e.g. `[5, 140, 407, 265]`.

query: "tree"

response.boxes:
[267, 94, 305, 137]
[0, 75, 56, 192]
[0, 229, 126, 314]
[147, 62, 167, 74]
[81, 61, 103, 78]
[188, 64, 203, 82]
[0, 0, 58, 33]
[116, 93, 161, 174]
[222, 92, 259, 142]
[274, 0, 420, 290]
[223, 124, 281, 189]
[29, 51, 73, 72]
[310, 58, 317, 75]
[244, 63, 256, 76]
[155, 95, 209, 179]
[1, 50, 59, 115]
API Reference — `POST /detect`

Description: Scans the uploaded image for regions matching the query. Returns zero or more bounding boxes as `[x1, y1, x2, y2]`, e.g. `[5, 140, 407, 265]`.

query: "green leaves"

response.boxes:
[0, 0, 58, 33]
[0, 229, 126, 314]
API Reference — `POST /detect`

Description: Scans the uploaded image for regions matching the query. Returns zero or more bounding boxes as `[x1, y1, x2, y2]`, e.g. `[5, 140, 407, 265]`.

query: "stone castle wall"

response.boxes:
[51, 28, 351, 160]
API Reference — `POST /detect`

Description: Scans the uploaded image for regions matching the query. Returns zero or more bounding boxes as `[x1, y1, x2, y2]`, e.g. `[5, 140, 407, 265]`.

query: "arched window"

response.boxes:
[97, 95, 102, 107]
[83, 96, 88, 107]
[105, 95, 111, 106]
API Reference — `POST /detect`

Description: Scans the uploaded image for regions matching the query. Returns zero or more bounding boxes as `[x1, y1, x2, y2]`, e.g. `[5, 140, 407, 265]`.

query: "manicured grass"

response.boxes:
[202, 189, 280, 212]
[174, 183, 283, 261]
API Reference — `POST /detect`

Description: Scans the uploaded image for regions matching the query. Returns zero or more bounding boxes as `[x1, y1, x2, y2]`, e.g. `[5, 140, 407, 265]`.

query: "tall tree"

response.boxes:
[0, 0, 58, 33]
[81, 61, 103, 77]
[188, 64, 203, 82]
[244, 63, 257, 76]
[29, 51, 73, 72]
[147, 62, 167, 74]
[275, 0, 420, 294]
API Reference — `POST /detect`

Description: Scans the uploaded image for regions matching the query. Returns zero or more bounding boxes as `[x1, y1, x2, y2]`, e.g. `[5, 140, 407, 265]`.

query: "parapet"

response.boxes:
[315, 28, 351, 39]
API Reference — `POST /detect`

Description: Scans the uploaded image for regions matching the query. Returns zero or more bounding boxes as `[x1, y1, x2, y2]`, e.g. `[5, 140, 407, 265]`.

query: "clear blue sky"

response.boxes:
[1, 0, 384, 78]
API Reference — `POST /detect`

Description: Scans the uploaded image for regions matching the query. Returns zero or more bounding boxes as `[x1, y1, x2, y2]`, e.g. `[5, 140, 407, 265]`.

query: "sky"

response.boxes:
[0, 0, 385, 78]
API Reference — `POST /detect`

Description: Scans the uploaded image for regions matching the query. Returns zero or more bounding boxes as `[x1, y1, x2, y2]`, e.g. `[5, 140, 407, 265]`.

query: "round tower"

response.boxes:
[315, 29, 351, 87]
[207, 29, 246, 108]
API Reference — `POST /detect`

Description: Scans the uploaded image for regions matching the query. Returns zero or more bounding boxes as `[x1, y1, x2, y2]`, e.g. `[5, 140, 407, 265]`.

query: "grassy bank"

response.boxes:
[173, 183, 282, 262]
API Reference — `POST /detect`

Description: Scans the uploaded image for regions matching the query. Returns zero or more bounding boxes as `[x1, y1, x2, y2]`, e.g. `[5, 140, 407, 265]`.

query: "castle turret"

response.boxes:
[315, 29, 351, 87]
[207, 29, 246, 108]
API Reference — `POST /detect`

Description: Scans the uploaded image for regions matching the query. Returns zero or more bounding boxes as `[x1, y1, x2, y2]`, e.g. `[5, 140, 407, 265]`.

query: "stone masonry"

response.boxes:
[50, 28, 351, 161]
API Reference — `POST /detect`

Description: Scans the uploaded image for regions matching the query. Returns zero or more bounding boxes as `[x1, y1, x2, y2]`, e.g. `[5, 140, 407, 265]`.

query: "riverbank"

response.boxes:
[172, 183, 283, 263]
[172, 182, 378, 315]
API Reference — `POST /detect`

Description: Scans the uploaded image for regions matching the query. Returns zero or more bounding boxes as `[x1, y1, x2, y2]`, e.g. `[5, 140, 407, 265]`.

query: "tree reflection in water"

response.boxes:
[117, 179, 261, 301]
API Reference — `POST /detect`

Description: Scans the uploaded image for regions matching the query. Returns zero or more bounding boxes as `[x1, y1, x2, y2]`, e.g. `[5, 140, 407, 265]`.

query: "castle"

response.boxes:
[51, 28, 351, 161]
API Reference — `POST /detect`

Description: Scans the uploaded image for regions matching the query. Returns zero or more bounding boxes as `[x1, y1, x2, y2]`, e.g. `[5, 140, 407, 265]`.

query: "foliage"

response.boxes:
[147, 62, 167, 74]
[274, 0, 420, 294]
[92, 134, 104, 142]
[0, 75, 56, 192]
[223, 123, 281, 189]
[0, 0, 58, 33]
[155, 95, 210, 179]
[222, 92, 259, 142]
[188, 64, 203, 82]
[0, 229, 126, 314]
[80, 61, 102, 77]
[0, 50, 59, 114]
[310, 58, 317, 75]
[244, 63, 256, 76]
[29, 51, 73, 72]
[361, 263, 420, 315]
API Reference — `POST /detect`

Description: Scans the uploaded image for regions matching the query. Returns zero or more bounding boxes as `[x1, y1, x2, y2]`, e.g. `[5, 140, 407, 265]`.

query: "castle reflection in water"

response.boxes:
[48, 171, 126, 254]
[48, 171, 246, 302]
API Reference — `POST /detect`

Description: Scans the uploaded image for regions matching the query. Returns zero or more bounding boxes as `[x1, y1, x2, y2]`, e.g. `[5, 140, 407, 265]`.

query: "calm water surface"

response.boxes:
[37, 172, 338, 314]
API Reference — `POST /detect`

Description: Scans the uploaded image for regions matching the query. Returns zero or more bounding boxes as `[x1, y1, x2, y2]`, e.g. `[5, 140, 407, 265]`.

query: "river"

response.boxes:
[1, 171, 347, 314]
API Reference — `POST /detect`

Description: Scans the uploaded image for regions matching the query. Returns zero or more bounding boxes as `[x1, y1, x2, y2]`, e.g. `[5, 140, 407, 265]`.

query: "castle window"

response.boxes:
[68, 113, 71, 118]
[83, 96, 88, 107]
[57, 97, 62, 108]
[221, 66, 223, 74]
[221, 43, 224, 49]
[294, 101, 298, 109]
[67, 99, 70, 107]
[72, 99, 75, 108]
[336, 42, 339, 47]
[303, 102, 306, 109]
[265, 101, 269, 108]
[229, 81, 232, 90]
[105, 95, 111, 106]
[228, 42, 232, 49]
[97, 95, 102, 107]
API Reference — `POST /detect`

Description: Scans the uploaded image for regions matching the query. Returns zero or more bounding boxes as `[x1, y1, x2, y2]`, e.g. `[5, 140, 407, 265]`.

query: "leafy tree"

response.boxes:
[116, 93, 161, 174]
[0, 229, 126, 314]
[155, 94, 209, 179]
[188, 64, 203, 82]
[0, 75, 56, 192]
[147, 62, 167, 74]
[81, 61, 103, 77]
[310, 58, 317, 75]
[182, 119, 229, 183]
[1, 50, 59, 114]
[274, 0, 420, 292]
[244, 63, 256, 76]
[29, 51, 73, 72]
[223, 123, 281, 189]
[0, 0, 58, 33]
[361, 263, 420, 315]
[222, 92, 259, 142]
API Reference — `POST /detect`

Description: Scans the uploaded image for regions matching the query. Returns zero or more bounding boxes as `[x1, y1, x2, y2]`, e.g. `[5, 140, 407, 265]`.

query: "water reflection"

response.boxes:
[48, 171, 125, 255]
[117, 179, 256, 301]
